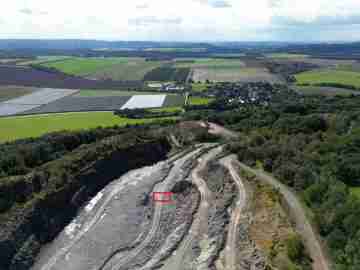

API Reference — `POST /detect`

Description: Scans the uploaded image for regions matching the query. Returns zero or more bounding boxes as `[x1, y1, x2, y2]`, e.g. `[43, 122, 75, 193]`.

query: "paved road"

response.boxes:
[236, 161, 332, 270]
[220, 155, 247, 270]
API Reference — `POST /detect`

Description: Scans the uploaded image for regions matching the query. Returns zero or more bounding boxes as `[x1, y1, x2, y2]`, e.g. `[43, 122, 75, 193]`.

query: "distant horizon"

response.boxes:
[0, 38, 358, 45]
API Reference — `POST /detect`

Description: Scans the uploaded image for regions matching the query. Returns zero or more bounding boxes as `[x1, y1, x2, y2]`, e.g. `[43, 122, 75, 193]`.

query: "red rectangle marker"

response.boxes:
[152, 192, 173, 203]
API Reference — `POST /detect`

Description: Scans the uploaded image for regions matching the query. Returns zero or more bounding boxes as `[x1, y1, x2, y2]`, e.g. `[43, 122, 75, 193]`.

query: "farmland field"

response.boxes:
[121, 95, 166, 109]
[17, 56, 72, 66]
[0, 112, 175, 142]
[17, 93, 184, 115]
[143, 67, 190, 82]
[266, 53, 309, 59]
[192, 67, 281, 83]
[41, 57, 165, 81]
[0, 88, 79, 116]
[88, 59, 164, 81]
[295, 70, 360, 88]
[174, 58, 246, 68]
[294, 86, 360, 96]
[163, 94, 185, 107]
[0, 86, 37, 102]
[0, 66, 142, 89]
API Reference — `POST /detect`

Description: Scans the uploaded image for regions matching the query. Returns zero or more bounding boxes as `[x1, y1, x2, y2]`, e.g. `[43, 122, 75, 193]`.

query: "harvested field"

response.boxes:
[0, 112, 173, 142]
[121, 95, 166, 109]
[192, 67, 281, 83]
[83, 58, 164, 81]
[0, 88, 79, 116]
[17, 56, 72, 66]
[0, 66, 143, 89]
[174, 58, 246, 68]
[0, 86, 37, 102]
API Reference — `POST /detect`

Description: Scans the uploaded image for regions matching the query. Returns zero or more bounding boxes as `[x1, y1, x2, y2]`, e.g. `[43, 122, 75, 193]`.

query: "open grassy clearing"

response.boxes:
[0, 86, 38, 102]
[0, 112, 175, 142]
[188, 96, 214, 105]
[295, 69, 360, 88]
[76, 90, 164, 97]
[350, 187, 360, 199]
[192, 67, 281, 83]
[294, 86, 360, 96]
[175, 58, 246, 68]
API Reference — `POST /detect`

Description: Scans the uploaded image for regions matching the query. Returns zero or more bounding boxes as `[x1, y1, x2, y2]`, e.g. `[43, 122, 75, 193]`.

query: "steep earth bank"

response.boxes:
[0, 135, 171, 270]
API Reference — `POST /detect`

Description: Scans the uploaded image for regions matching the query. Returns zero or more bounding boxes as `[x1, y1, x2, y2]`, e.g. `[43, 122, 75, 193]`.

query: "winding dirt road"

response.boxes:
[220, 155, 247, 270]
[236, 161, 332, 270]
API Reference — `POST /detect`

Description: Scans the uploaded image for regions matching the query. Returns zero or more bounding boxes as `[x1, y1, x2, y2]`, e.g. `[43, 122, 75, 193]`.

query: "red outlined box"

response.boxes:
[152, 192, 173, 203]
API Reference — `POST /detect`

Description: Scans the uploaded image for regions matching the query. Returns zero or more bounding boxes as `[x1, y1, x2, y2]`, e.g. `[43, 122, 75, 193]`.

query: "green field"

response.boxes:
[295, 86, 360, 96]
[42, 57, 165, 80]
[41, 57, 129, 76]
[189, 96, 214, 105]
[295, 70, 360, 88]
[191, 83, 211, 92]
[350, 187, 360, 199]
[0, 112, 175, 142]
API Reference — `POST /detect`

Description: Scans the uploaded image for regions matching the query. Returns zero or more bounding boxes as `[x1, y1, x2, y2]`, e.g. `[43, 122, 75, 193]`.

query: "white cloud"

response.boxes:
[0, 0, 359, 41]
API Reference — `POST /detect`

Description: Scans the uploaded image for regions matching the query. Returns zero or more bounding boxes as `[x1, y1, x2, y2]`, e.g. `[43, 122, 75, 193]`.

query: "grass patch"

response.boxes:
[191, 83, 211, 92]
[0, 112, 175, 142]
[149, 107, 183, 113]
[189, 97, 214, 105]
[350, 187, 360, 199]
[295, 70, 360, 88]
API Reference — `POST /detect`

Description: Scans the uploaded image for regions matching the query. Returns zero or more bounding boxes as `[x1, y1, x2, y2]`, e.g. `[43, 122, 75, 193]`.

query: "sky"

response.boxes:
[1, 0, 360, 42]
